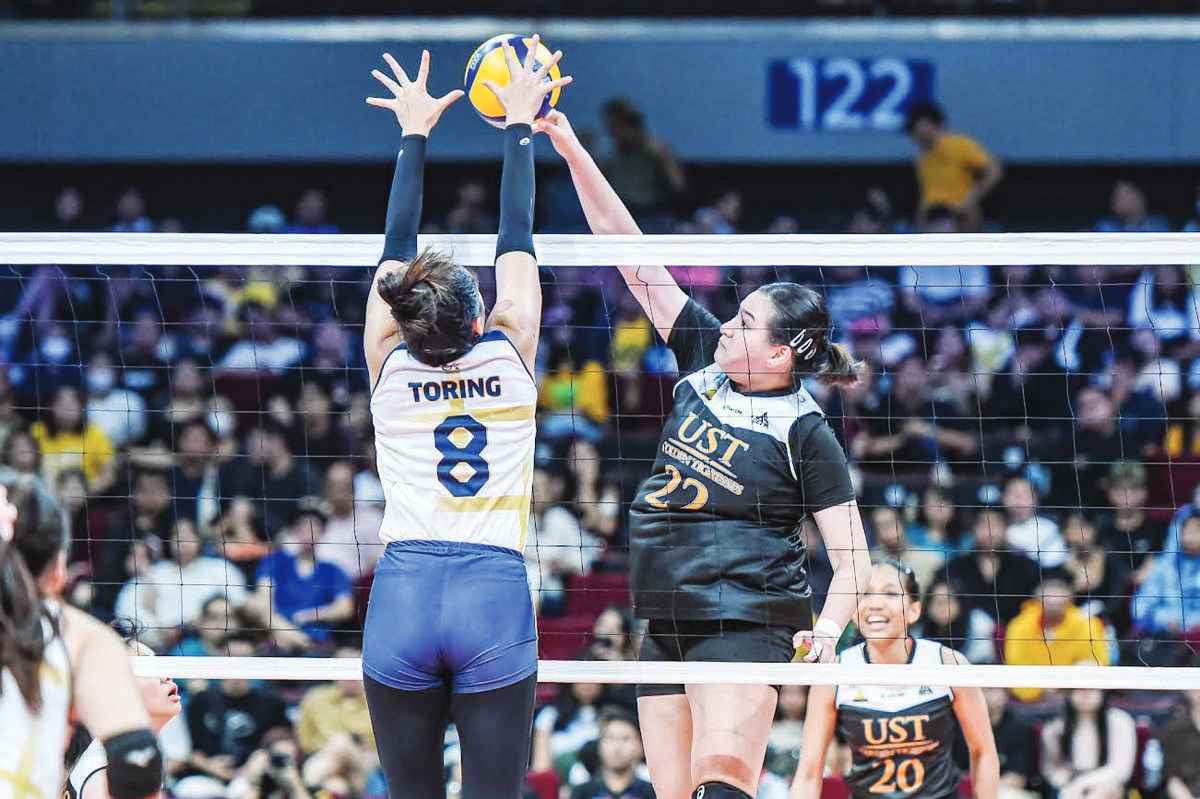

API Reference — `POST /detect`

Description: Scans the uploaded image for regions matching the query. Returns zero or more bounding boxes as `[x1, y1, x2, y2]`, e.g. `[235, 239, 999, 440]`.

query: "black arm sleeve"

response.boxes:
[495, 123, 536, 261]
[378, 134, 427, 265]
[103, 729, 163, 799]
[793, 415, 855, 514]
[666, 298, 722, 378]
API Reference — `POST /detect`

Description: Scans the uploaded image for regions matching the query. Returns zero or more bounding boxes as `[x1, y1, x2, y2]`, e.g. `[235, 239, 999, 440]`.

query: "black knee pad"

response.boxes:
[694, 783, 752, 799]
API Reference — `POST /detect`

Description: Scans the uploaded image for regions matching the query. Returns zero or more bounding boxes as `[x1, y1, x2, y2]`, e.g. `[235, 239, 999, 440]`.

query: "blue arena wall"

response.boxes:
[2, 17, 1199, 163]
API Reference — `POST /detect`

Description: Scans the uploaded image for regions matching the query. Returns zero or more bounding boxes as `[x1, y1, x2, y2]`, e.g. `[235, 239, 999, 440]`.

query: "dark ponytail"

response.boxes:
[0, 477, 57, 713]
[759, 282, 864, 388]
[377, 247, 483, 367]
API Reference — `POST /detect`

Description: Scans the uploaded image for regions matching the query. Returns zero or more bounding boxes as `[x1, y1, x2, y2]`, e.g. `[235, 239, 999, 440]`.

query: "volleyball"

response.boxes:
[464, 34, 563, 128]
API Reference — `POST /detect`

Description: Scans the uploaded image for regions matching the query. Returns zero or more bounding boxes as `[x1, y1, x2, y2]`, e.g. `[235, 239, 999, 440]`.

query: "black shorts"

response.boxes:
[636, 618, 806, 698]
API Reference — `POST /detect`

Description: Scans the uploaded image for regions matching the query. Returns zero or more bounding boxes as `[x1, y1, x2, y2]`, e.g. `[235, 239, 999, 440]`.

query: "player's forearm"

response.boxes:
[789, 773, 823, 799]
[970, 749, 1001, 799]
[820, 563, 866, 630]
[495, 123, 536, 262]
[378, 134, 427, 266]
[562, 144, 641, 236]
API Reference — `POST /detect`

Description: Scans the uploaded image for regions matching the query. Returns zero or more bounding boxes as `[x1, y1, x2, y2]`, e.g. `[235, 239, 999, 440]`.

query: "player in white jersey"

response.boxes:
[360, 41, 569, 799]
[0, 474, 162, 799]
[66, 640, 181, 799]
[790, 561, 999, 799]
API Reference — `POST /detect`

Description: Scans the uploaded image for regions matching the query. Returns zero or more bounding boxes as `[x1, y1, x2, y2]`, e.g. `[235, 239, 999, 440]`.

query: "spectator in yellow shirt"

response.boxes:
[30, 384, 116, 493]
[905, 101, 1003, 231]
[295, 647, 378, 798]
[538, 342, 609, 437]
[296, 647, 375, 753]
[1004, 572, 1111, 703]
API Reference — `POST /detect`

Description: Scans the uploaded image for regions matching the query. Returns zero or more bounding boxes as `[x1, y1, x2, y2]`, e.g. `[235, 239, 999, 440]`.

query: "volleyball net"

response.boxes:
[3, 232, 1200, 690]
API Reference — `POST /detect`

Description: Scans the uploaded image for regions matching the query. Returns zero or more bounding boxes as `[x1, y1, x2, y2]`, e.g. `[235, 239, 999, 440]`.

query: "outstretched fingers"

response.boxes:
[533, 49, 563, 80]
[522, 34, 541, 71]
[501, 40, 522, 78]
[381, 52, 411, 86]
[438, 89, 465, 110]
[371, 68, 402, 97]
[415, 49, 431, 88]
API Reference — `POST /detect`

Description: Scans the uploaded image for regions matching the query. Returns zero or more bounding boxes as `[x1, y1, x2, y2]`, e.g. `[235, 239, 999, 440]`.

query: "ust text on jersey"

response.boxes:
[653, 411, 751, 507]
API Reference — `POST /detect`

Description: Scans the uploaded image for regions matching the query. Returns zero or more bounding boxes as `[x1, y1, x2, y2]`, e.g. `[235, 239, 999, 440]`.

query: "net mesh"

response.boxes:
[1, 248, 1200, 686]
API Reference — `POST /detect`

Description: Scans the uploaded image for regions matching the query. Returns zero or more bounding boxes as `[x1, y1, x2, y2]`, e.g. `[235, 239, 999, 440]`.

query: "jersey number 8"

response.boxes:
[434, 414, 489, 497]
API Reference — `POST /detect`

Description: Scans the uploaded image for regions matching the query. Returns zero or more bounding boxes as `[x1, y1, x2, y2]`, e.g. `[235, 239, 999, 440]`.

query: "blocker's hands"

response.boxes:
[367, 49, 464, 137]
[481, 34, 572, 128]
[533, 110, 584, 159]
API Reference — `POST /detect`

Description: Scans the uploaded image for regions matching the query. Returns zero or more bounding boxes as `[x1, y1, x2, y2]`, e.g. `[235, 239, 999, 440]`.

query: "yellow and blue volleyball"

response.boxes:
[464, 34, 562, 129]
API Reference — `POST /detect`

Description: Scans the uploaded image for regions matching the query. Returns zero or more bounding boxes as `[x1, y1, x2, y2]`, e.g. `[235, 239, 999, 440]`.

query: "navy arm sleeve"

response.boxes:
[665, 298, 722, 378]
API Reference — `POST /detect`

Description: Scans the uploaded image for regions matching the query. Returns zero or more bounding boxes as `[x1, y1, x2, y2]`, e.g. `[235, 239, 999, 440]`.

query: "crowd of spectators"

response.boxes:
[3, 97, 1200, 799]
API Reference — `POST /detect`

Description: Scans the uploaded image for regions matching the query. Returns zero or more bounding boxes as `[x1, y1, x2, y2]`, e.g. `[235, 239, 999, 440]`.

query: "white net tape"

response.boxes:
[2, 231, 1200, 266]
[130, 657, 1198, 689]
[16, 231, 1200, 689]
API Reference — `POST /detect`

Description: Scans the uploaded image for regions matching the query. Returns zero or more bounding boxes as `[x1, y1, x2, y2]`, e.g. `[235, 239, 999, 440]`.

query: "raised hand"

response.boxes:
[533, 109, 584, 159]
[481, 34, 572, 128]
[367, 49, 464, 137]
[793, 628, 838, 663]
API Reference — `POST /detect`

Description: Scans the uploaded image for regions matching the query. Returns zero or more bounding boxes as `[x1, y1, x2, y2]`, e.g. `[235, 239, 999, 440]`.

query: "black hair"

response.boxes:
[758, 282, 863, 388]
[919, 576, 964, 647]
[377, 247, 483, 368]
[924, 204, 959, 227]
[551, 653, 611, 732]
[2, 430, 40, 474]
[598, 706, 641, 738]
[1061, 689, 1111, 768]
[601, 98, 645, 130]
[904, 101, 945, 133]
[879, 557, 921, 603]
[1, 475, 67, 713]
[43, 384, 87, 437]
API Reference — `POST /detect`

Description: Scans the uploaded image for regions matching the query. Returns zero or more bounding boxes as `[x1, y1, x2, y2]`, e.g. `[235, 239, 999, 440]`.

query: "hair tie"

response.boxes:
[789, 330, 817, 360]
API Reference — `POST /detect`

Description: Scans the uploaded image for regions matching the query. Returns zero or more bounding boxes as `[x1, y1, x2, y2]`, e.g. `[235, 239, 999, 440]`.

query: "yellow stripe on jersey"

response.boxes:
[0, 737, 44, 799]
[435, 492, 533, 548]
[435, 493, 531, 515]
[403, 403, 536, 426]
[38, 661, 66, 690]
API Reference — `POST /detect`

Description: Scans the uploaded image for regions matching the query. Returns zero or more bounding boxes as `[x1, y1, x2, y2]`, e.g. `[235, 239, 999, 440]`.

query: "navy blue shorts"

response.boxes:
[362, 539, 538, 694]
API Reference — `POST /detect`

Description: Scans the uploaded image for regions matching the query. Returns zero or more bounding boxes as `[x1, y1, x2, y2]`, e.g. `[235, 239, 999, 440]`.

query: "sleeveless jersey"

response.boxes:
[629, 300, 855, 627]
[0, 607, 72, 799]
[65, 740, 106, 799]
[835, 640, 960, 799]
[371, 330, 538, 552]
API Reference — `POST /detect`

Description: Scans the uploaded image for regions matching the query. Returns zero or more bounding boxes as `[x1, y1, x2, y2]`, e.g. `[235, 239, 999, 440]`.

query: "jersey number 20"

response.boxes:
[434, 414, 489, 497]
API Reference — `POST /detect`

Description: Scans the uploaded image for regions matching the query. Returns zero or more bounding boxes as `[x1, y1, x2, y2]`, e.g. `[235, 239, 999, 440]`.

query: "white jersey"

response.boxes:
[66, 739, 106, 799]
[371, 330, 537, 552]
[835, 639, 954, 711]
[0, 606, 72, 799]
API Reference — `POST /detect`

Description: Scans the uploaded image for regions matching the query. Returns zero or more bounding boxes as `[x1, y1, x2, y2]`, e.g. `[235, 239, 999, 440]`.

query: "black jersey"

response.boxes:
[629, 299, 854, 627]
[836, 640, 961, 799]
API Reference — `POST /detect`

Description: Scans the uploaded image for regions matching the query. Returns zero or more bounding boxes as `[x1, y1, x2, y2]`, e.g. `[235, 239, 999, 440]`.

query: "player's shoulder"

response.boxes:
[59, 603, 124, 661]
[936, 643, 970, 666]
[944, 132, 988, 155]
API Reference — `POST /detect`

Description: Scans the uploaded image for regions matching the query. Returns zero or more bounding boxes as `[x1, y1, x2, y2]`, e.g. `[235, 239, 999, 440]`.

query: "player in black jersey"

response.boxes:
[538, 111, 874, 799]
[790, 561, 999, 799]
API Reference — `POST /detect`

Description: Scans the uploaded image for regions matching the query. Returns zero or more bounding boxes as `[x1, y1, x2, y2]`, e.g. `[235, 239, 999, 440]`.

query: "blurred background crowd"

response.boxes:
[4, 25, 1200, 799]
